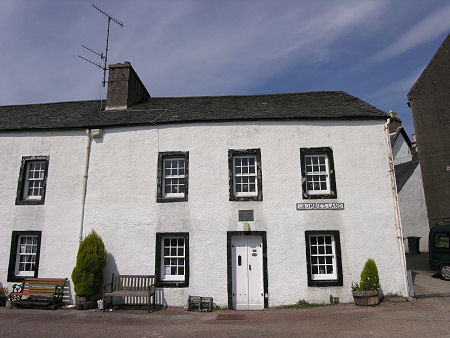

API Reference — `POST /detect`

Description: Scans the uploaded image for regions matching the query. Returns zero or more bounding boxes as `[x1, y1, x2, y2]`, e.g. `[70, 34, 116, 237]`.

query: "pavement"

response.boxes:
[0, 253, 449, 337]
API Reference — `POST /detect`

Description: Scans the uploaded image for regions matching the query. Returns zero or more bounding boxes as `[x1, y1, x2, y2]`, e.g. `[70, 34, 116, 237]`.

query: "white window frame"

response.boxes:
[163, 157, 186, 198]
[304, 154, 330, 195]
[308, 234, 337, 281]
[161, 236, 186, 282]
[15, 235, 38, 277]
[23, 160, 47, 200]
[233, 155, 258, 197]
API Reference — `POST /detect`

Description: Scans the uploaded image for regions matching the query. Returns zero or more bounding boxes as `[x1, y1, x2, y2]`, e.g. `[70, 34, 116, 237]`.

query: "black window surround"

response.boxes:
[228, 148, 263, 201]
[300, 147, 337, 199]
[305, 230, 343, 287]
[8, 231, 42, 283]
[155, 232, 189, 288]
[156, 151, 189, 203]
[16, 156, 49, 205]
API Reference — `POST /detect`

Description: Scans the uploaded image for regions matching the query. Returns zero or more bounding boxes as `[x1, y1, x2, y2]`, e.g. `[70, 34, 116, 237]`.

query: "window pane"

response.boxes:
[178, 267, 184, 275]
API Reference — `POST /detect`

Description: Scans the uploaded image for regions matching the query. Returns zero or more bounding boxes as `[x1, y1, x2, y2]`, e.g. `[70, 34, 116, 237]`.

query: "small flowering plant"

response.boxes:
[352, 258, 380, 292]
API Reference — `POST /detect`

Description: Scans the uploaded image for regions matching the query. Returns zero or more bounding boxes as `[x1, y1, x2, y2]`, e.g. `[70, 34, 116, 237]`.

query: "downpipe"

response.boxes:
[79, 129, 93, 243]
[384, 119, 409, 297]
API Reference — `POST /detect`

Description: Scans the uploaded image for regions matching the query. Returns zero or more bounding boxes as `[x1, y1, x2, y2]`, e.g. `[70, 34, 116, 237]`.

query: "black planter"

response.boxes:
[0, 297, 6, 307]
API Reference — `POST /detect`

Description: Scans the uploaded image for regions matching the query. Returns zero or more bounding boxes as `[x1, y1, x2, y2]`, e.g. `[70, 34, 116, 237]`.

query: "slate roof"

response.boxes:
[394, 161, 419, 192]
[0, 91, 387, 131]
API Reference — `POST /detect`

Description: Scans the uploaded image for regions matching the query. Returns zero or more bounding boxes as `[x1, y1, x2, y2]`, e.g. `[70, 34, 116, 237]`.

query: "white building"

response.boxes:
[0, 62, 409, 309]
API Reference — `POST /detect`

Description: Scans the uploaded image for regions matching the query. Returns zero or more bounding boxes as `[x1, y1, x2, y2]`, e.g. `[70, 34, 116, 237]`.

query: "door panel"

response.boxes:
[231, 234, 264, 310]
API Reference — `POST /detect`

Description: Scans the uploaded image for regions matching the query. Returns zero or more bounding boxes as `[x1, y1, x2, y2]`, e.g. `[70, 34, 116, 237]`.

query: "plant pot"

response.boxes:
[352, 290, 380, 306]
[0, 297, 6, 307]
[75, 295, 100, 310]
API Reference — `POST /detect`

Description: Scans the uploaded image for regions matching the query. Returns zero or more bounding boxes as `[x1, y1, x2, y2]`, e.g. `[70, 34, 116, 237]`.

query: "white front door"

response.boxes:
[231, 234, 264, 310]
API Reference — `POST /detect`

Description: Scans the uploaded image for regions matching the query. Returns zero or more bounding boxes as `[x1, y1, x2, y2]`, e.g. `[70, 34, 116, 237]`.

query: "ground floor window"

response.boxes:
[155, 232, 189, 287]
[305, 230, 342, 286]
[8, 231, 42, 282]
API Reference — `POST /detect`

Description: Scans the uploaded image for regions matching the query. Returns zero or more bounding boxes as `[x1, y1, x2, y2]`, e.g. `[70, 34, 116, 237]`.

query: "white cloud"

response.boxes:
[116, 0, 389, 96]
[368, 3, 450, 63]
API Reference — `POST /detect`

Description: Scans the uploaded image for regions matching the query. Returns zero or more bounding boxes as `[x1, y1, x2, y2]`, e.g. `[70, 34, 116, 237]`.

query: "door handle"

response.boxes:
[249, 264, 252, 271]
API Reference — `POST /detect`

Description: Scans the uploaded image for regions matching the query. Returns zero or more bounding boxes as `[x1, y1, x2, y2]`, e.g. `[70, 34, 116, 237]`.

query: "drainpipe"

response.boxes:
[384, 119, 409, 297]
[79, 129, 92, 243]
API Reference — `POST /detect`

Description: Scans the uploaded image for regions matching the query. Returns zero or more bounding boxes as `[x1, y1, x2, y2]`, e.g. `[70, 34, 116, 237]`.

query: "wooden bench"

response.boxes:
[10, 277, 67, 310]
[103, 274, 156, 312]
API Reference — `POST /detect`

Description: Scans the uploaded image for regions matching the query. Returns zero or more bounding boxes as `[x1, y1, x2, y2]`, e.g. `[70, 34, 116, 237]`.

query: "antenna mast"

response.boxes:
[78, 4, 124, 87]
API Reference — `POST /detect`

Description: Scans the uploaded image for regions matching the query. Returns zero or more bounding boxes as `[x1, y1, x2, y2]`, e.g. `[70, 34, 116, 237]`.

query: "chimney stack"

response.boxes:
[105, 61, 150, 110]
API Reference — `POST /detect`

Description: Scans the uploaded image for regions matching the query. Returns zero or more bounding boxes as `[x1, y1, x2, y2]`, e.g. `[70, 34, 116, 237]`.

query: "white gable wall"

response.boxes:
[1, 119, 408, 306]
[392, 133, 412, 165]
[398, 166, 429, 253]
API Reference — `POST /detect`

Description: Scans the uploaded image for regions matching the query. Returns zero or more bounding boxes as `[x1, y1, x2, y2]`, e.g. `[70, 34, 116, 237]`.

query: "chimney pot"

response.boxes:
[124, 61, 130, 65]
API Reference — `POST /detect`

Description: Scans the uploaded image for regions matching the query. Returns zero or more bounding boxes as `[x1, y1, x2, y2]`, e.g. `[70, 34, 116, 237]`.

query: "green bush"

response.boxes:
[359, 258, 380, 291]
[71, 230, 106, 297]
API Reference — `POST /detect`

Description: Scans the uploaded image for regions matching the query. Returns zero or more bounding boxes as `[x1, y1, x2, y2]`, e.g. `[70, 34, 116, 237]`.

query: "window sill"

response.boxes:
[308, 280, 342, 287]
[230, 195, 262, 202]
[157, 280, 189, 288]
[157, 197, 188, 203]
[15, 199, 45, 205]
[303, 194, 337, 200]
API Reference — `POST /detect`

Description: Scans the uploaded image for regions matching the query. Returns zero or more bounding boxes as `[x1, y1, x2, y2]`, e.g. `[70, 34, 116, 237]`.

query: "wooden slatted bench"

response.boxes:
[10, 277, 67, 310]
[103, 274, 156, 312]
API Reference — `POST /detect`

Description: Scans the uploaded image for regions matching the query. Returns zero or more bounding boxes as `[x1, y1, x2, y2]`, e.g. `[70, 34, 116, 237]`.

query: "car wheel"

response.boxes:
[440, 264, 450, 281]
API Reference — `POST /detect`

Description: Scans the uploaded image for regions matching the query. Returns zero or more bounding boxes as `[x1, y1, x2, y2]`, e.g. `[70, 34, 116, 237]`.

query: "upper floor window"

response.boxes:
[300, 147, 336, 199]
[16, 156, 49, 205]
[229, 149, 262, 201]
[157, 152, 189, 202]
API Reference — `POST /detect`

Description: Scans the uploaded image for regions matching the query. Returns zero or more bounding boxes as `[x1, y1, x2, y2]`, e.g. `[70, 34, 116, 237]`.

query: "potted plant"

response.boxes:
[0, 286, 8, 307]
[72, 230, 106, 310]
[352, 258, 381, 306]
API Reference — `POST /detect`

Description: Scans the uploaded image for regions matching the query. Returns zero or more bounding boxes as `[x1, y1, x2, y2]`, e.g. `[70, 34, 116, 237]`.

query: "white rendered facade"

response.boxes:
[1, 119, 409, 307]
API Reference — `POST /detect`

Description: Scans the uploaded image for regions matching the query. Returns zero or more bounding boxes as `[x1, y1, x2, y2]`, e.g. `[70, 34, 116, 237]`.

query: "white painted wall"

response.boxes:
[0, 130, 87, 301]
[398, 166, 429, 253]
[0, 119, 408, 307]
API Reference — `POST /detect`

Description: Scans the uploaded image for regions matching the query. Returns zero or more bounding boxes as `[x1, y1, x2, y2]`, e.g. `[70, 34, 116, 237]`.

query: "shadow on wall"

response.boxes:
[103, 251, 119, 287]
[155, 289, 168, 308]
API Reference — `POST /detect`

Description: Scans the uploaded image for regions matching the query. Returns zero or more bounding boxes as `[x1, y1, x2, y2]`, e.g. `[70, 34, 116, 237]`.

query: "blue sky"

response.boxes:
[0, 0, 449, 138]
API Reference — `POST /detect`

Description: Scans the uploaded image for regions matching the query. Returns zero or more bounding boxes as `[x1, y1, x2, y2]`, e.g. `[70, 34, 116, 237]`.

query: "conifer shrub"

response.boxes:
[359, 258, 380, 291]
[71, 230, 106, 297]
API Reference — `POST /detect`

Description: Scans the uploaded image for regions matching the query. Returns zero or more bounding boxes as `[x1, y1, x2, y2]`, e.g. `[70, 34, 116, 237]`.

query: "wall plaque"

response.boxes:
[296, 202, 344, 210]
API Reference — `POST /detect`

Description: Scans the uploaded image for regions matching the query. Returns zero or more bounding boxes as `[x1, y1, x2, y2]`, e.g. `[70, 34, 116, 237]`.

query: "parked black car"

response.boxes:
[429, 223, 450, 280]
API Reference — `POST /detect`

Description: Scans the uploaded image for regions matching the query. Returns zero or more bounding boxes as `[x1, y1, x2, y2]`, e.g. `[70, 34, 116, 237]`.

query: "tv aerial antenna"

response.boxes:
[78, 4, 124, 87]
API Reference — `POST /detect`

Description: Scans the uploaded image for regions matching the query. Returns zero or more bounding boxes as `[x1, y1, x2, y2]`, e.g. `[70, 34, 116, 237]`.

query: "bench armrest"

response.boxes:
[54, 284, 64, 295]
[11, 282, 23, 294]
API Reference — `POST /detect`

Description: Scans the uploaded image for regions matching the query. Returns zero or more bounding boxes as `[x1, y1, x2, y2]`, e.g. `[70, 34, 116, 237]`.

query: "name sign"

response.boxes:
[296, 203, 344, 210]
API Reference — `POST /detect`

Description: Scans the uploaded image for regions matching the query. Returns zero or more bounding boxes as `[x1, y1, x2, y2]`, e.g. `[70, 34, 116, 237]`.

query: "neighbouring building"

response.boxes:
[407, 33, 450, 229]
[0, 61, 409, 309]
[389, 112, 429, 253]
